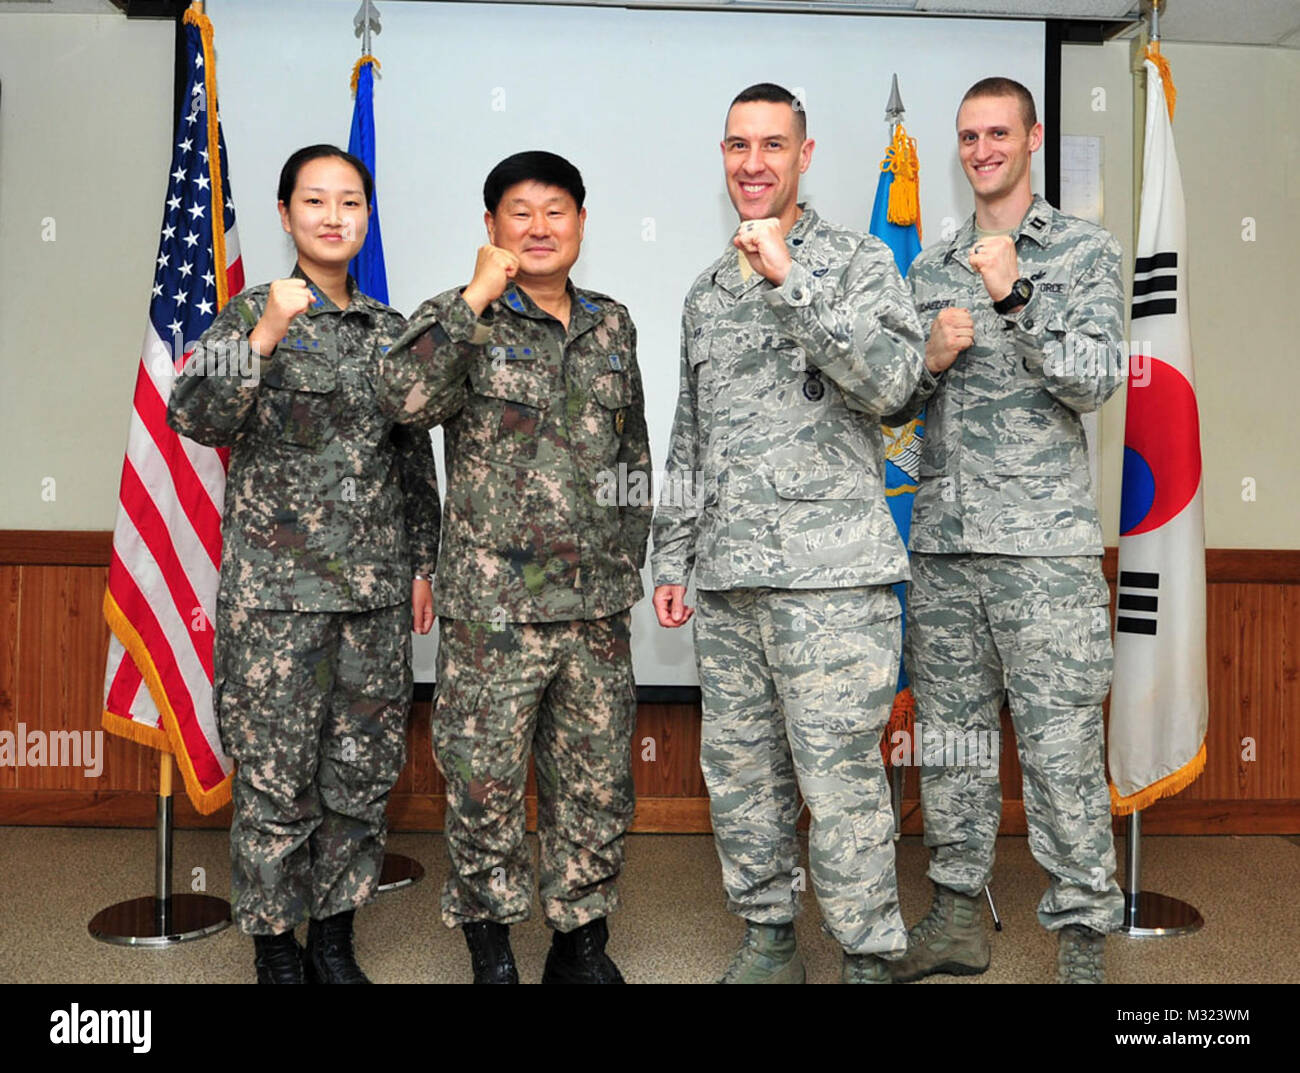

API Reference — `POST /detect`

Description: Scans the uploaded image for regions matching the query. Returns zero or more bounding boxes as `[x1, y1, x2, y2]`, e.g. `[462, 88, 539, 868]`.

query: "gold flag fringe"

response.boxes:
[1110, 741, 1206, 815]
[351, 54, 381, 96]
[881, 686, 916, 769]
[183, 6, 230, 309]
[1145, 41, 1177, 121]
[102, 590, 233, 814]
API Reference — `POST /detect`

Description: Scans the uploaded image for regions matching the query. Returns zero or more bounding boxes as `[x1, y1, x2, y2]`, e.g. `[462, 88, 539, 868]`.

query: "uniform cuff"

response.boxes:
[764, 260, 814, 309]
[433, 290, 494, 345]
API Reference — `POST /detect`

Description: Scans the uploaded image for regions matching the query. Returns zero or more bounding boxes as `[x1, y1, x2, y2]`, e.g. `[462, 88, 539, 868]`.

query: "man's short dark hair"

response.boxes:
[727, 82, 807, 139]
[959, 77, 1038, 131]
[483, 151, 585, 214]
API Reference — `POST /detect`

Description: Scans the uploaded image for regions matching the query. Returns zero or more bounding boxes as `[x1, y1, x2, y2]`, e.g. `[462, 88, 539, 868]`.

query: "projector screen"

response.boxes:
[207, 0, 1046, 686]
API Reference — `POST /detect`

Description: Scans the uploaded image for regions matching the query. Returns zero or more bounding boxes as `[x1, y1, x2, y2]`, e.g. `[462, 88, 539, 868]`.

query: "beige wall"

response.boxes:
[1062, 39, 1300, 548]
[0, 14, 173, 530]
[1, 21, 1296, 546]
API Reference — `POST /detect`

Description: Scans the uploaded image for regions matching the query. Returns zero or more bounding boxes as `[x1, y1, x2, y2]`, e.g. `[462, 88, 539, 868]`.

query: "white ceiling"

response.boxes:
[3, 0, 1299, 49]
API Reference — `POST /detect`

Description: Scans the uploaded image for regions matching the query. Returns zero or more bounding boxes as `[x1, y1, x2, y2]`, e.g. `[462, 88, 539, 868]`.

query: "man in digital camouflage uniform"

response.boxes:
[384, 151, 651, 985]
[652, 84, 926, 985]
[169, 262, 439, 984]
[884, 78, 1126, 984]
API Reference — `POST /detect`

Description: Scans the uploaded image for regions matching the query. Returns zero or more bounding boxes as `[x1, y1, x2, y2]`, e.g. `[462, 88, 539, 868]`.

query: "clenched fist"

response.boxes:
[250, 278, 316, 358]
[732, 217, 792, 285]
[925, 306, 974, 375]
[653, 584, 694, 628]
[968, 234, 1019, 305]
[461, 245, 521, 316]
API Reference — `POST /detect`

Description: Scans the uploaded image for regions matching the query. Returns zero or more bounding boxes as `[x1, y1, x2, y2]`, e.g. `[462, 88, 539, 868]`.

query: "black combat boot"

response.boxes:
[463, 921, 520, 984]
[541, 918, 625, 984]
[304, 910, 371, 984]
[253, 931, 306, 984]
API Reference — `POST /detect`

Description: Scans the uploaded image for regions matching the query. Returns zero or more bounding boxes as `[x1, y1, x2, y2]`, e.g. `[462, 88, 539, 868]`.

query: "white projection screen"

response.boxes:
[207, 0, 1046, 686]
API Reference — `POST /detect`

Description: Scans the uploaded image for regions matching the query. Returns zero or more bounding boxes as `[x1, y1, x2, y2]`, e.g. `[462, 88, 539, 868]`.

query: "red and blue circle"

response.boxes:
[1120, 356, 1202, 536]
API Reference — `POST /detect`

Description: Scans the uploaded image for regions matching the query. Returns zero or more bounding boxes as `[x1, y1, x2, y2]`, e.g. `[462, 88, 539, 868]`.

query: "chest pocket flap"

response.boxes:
[469, 359, 549, 411]
[774, 465, 867, 501]
[261, 349, 337, 394]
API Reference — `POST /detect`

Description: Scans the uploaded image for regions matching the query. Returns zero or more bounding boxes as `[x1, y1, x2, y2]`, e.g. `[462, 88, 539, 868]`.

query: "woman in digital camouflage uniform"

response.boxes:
[168, 145, 440, 984]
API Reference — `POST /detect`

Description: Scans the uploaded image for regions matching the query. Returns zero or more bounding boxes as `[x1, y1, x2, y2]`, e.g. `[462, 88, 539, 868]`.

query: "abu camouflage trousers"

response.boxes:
[906, 553, 1124, 933]
[694, 586, 906, 957]
[214, 600, 411, 936]
[432, 613, 637, 933]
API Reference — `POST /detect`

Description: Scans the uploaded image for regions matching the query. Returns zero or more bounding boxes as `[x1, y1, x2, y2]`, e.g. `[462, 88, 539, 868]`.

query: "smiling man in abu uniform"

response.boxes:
[884, 77, 1126, 984]
[652, 83, 925, 984]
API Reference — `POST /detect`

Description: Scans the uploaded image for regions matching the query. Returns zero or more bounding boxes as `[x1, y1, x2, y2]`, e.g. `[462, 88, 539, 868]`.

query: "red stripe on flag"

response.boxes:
[119, 457, 215, 678]
[106, 648, 144, 717]
[226, 256, 245, 300]
[106, 550, 225, 791]
[130, 363, 224, 567]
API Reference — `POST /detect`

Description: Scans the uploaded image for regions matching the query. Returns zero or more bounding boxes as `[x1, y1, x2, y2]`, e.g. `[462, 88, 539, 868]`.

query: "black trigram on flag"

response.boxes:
[1116, 571, 1159, 635]
[1132, 251, 1177, 319]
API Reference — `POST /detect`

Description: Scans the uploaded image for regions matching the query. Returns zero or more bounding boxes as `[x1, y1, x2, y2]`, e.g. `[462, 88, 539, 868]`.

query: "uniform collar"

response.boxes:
[292, 264, 382, 317]
[713, 203, 819, 298]
[944, 194, 1056, 271]
[496, 278, 605, 338]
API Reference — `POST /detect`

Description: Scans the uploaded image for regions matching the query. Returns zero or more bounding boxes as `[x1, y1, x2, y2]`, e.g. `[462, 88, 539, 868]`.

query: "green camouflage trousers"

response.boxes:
[694, 586, 906, 957]
[906, 553, 1124, 933]
[215, 601, 411, 936]
[432, 613, 637, 932]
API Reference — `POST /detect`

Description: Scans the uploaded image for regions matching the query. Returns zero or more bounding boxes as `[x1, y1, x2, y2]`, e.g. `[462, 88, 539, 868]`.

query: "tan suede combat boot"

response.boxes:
[891, 884, 991, 982]
[718, 922, 806, 984]
[1057, 924, 1106, 983]
[841, 952, 892, 984]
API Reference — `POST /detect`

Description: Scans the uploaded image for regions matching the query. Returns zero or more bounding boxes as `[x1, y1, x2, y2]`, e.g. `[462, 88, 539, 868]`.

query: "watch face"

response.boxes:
[1016, 279, 1033, 300]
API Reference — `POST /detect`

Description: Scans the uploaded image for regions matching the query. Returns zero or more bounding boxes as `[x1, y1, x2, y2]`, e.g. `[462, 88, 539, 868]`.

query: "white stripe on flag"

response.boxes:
[110, 508, 226, 765]
[141, 323, 228, 515]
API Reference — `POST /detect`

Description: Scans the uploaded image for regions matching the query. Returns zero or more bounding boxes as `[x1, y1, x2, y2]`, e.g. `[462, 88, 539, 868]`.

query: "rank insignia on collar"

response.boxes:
[802, 372, 825, 402]
[608, 353, 623, 371]
[614, 410, 626, 435]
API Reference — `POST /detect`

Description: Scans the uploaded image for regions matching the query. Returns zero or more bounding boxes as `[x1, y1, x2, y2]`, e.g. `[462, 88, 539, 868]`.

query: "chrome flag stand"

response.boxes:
[89, 754, 231, 946]
[1119, 811, 1202, 938]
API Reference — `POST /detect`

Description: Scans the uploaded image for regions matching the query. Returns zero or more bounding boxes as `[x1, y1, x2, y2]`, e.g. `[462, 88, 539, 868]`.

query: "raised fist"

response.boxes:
[925, 306, 974, 375]
[461, 245, 521, 316]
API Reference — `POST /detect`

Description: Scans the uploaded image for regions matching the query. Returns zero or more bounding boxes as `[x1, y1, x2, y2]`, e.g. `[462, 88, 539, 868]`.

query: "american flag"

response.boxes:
[101, 8, 243, 813]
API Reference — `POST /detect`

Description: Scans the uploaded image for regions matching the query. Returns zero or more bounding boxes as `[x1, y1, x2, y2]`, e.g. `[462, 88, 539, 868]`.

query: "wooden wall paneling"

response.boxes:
[17, 567, 48, 789]
[1281, 583, 1298, 799]
[0, 566, 20, 792]
[634, 701, 705, 797]
[0, 530, 114, 566]
[1, 536, 1298, 834]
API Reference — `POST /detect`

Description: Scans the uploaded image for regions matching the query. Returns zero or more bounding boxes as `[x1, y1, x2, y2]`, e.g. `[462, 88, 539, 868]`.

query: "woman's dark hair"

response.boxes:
[276, 144, 374, 206]
[483, 150, 585, 214]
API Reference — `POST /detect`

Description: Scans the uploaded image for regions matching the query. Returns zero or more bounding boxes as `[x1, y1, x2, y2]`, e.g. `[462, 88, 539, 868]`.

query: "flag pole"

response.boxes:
[90, 0, 233, 945]
[348, 0, 422, 894]
[1116, 0, 1202, 940]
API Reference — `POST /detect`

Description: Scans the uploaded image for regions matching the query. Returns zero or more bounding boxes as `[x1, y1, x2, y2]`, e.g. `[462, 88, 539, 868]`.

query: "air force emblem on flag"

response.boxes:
[882, 418, 923, 492]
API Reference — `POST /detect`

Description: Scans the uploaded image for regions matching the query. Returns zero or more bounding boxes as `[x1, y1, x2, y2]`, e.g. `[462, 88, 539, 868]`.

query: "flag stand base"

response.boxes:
[89, 894, 232, 947]
[378, 853, 424, 893]
[1119, 890, 1203, 938]
[88, 754, 232, 947]
[1119, 811, 1203, 938]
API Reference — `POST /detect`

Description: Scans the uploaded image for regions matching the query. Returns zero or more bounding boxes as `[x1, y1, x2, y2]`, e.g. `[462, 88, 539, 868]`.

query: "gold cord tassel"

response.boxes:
[882, 123, 921, 235]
